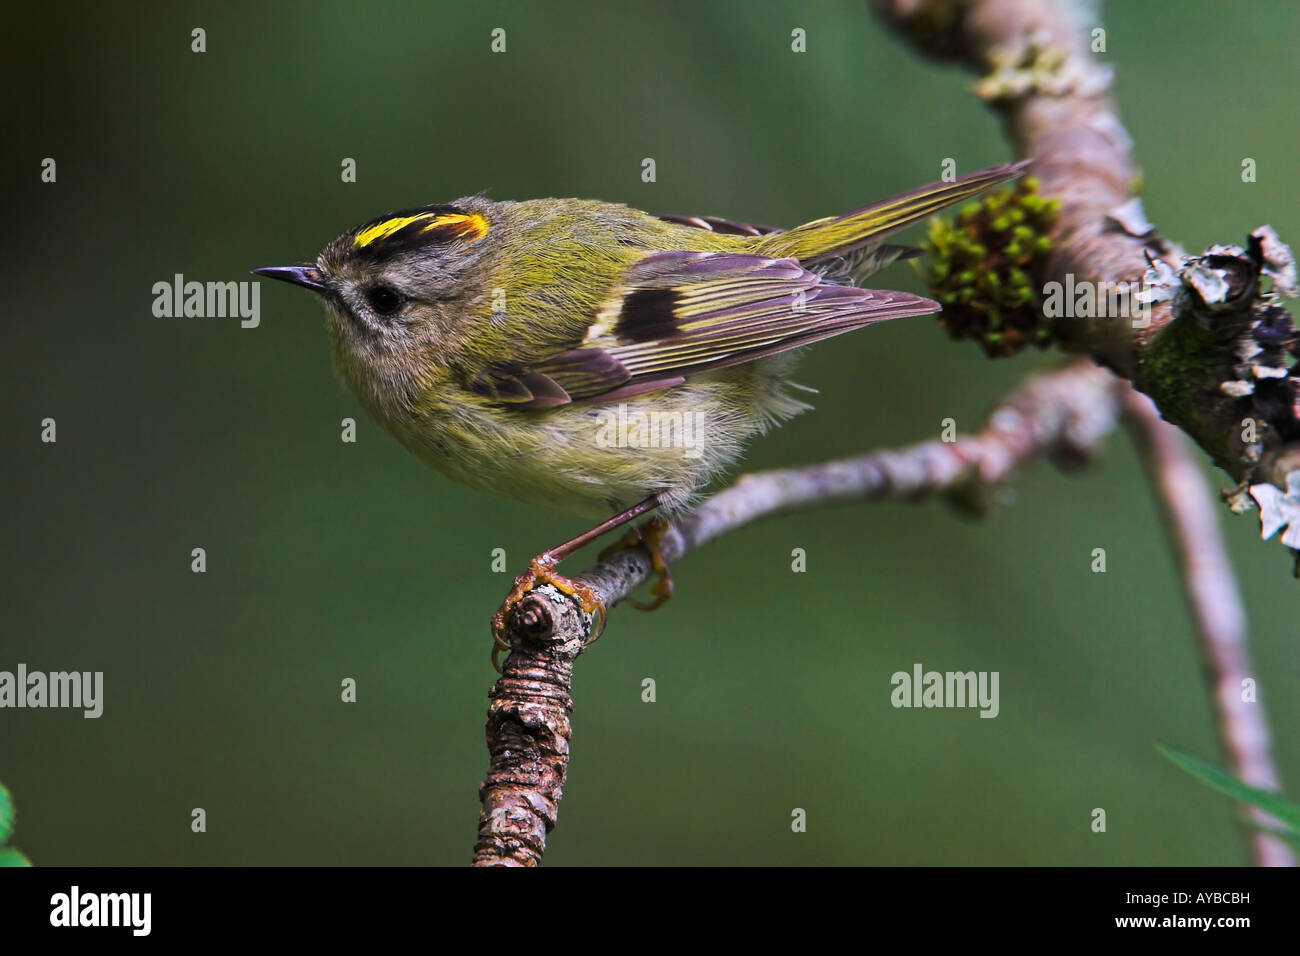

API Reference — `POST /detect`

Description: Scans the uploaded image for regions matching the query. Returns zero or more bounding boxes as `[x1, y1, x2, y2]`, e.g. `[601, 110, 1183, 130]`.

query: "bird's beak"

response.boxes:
[251, 264, 327, 293]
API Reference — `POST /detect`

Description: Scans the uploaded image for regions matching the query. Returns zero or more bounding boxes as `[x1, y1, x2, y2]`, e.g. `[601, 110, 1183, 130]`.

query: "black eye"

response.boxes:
[365, 284, 403, 316]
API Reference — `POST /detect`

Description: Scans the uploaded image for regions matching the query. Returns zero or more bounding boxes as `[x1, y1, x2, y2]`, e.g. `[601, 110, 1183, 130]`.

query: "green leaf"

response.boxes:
[0, 783, 14, 845]
[0, 847, 30, 867]
[1158, 745, 1300, 832]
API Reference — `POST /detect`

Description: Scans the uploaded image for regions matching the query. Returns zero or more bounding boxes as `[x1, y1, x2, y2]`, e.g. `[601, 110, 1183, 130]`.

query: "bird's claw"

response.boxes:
[598, 517, 674, 612]
[491, 555, 606, 670]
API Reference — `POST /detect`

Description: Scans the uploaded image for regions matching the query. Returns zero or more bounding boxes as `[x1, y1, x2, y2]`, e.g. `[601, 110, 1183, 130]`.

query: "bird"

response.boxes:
[254, 160, 1028, 655]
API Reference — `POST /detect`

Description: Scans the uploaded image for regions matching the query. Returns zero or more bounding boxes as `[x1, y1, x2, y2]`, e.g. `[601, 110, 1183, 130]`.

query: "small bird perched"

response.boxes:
[255, 161, 1027, 654]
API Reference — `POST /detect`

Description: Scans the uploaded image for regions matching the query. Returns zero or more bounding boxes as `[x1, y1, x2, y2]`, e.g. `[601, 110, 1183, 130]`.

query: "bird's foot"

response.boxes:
[597, 517, 674, 611]
[491, 554, 605, 669]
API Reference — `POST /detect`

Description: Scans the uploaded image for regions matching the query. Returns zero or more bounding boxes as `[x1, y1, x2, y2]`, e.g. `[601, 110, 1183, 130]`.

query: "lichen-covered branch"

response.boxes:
[475, 359, 1120, 864]
[874, 0, 1300, 535]
[1124, 390, 1295, 867]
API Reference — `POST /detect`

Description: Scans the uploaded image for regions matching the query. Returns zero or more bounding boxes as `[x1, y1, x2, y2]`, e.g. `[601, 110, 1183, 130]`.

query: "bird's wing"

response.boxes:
[657, 212, 921, 283]
[469, 250, 938, 410]
[656, 213, 783, 237]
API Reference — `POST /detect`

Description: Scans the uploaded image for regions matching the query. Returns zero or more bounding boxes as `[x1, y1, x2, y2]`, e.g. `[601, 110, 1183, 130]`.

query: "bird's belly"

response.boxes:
[399, 374, 780, 519]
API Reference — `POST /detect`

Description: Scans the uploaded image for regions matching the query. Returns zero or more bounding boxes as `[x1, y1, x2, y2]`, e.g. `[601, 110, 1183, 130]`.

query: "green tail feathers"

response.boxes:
[758, 161, 1030, 264]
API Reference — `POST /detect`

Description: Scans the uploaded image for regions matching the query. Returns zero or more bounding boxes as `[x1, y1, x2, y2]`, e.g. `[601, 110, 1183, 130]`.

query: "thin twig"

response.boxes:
[1123, 390, 1295, 867]
[473, 359, 1119, 864]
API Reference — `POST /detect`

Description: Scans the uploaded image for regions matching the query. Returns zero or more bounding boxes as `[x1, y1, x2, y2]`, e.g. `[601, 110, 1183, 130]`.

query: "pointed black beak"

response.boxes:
[251, 264, 327, 293]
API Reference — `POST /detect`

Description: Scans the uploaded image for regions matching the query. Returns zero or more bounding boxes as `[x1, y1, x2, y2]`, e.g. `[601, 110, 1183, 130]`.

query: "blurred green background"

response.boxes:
[2, 0, 1297, 865]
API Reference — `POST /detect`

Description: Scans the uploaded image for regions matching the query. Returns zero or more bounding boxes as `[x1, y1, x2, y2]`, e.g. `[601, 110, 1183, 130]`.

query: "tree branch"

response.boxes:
[874, 0, 1300, 504]
[1123, 390, 1295, 867]
[474, 359, 1120, 865]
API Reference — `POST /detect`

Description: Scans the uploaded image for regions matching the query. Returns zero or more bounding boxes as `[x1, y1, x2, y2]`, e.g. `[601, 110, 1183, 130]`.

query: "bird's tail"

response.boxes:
[756, 160, 1030, 265]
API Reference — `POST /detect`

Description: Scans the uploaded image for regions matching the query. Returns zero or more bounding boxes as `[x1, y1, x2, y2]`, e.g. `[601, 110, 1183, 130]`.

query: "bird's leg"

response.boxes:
[491, 494, 663, 663]
[597, 517, 675, 611]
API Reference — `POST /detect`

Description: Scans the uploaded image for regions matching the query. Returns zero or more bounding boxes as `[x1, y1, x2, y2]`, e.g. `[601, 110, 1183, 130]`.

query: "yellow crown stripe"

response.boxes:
[353, 213, 439, 248]
[352, 212, 489, 249]
[420, 213, 488, 242]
